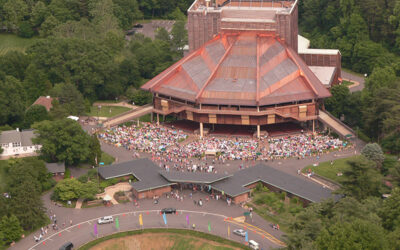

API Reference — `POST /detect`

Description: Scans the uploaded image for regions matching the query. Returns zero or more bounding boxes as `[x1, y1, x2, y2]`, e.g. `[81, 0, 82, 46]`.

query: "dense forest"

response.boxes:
[0, 0, 190, 129]
[0, 0, 399, 249]
[299, 0, 400, 154]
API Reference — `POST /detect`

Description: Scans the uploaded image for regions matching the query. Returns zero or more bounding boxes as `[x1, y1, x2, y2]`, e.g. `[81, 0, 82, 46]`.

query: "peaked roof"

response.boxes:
[142, 32, 331, 106]
[32, 96, 54, 111]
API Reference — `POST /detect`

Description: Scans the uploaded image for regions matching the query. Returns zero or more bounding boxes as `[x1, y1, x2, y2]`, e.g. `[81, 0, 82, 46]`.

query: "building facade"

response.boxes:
[0, 129, 41, 158]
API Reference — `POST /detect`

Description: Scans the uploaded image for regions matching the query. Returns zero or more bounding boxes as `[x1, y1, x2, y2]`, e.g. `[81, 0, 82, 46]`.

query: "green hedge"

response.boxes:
[79, 228, 249, 250]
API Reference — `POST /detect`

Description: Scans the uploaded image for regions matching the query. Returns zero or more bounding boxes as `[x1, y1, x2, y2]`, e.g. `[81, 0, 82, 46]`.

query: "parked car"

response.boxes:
[161, 208, 176, 214]
[233, 229, 246, 237]
[249, 240, 260, 250]
[97, 216, 113, 224]
[59, 242, 74, 250]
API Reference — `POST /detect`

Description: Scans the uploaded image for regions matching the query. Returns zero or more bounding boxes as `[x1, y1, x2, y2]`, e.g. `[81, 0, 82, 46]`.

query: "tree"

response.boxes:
[23, 64, 52, 104]
[39, 15, 60, 37]
[380, 188, 400, 231]
[339, 156, 382, 200]
[3, 0, 29, 32]
[88, 134, 101, 166]
[315, 219, 389, 249]
[0, 215, 23, 245]
[53, 178, 98, 201]
[361, 143, 385, 167]
[18, 21, 34, 38]
[113, 0, 143, 30]
[24, 105, 49, 128]
[50, 83, 86, 116]
[53, 178, 82, 201]
[155, 27, 171, 43]
[168, 7, 186, 21]
[170, 20, 188, 56]
[7, 173, 47, 231]
[0, 75, 26, 126]
[126, 87, 152, 106]
[30, 1, 49, 28]
[32, 119, 92, 165]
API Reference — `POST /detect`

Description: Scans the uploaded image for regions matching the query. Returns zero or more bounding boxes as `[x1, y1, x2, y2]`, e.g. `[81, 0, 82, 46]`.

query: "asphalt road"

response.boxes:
[20, 190, 283, 250]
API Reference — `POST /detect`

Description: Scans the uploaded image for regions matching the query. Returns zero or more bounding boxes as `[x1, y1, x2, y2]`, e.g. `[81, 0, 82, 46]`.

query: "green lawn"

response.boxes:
[341, 80, 353, 87]
[302, 156, 357, 183]
[79, 228, 248, 250]
[247, 184, 304, 232]
[100, 151, 115, 165]
[0, 34, 38, 56]
[87, 106, 131, 118]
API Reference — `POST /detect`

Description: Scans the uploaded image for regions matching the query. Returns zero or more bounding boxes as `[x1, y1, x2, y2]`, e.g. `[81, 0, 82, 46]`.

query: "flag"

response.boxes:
[208, 221, 211, 232]
[245, 231, 248, 242]
[115, 217, 119, 229]
[222, 191, 224, 195]
[94, 223, 98, 236]
[139, 214, 143, 226]
[186, 215, 189, 226]
[228, 225, 230, 237]
[162, 213, 167, 225]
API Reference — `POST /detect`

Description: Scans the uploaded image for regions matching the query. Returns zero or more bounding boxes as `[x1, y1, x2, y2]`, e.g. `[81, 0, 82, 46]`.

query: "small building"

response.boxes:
[32, 96, 54, 112]
[45, 162, 65, 176]
[98, 159, 335, 205]
[98, 158, 174, 199]
[0, 129, 41, 159]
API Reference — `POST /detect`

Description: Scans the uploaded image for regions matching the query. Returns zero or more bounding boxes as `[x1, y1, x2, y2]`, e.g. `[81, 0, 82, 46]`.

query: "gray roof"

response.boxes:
[98, 159, 173, 192]
[46, 162, 65, 174]
[211, 164, 334, 203]
[0, 130, 36, 146]
[159, 170, 231, 184]
[0, 130, 21, 144]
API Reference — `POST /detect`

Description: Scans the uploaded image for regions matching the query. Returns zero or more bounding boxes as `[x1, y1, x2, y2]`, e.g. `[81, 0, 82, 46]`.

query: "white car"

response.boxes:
[97, 216, 113, 224]
[233, 229, 246, 237]
[249, 240, 259, 250]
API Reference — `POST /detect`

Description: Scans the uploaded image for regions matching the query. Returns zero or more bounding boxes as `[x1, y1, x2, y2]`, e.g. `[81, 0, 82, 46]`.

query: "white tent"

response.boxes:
[103, 194, 112, 201]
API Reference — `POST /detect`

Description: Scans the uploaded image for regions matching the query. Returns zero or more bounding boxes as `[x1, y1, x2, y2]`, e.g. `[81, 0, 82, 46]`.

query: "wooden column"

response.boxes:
[312, 119, 315, 133]
[157, 113, 160, 125]
[257, 125, 260, 139]
[200, 122, 204, 139]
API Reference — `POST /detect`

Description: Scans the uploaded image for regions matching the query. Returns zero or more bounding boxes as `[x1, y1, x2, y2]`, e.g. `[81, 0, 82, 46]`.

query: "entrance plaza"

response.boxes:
[98, 158, 335, 205]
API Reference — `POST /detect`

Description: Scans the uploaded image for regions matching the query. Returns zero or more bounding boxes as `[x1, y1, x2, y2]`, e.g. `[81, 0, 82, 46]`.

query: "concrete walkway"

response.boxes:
[103, 105, 153, 128]
[318, 110, 354, 138]
[96, 182, 132, 205]
[75, 198, 84, 209]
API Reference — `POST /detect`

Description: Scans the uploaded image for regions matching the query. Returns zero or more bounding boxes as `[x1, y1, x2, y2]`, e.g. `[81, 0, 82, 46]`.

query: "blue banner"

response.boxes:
[162, 213, 167, 225]
[245, 230, 248, 242]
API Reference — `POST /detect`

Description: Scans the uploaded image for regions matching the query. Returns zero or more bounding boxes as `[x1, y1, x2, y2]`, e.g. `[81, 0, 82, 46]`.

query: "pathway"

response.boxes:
[318, 110, 354, 138]
[102, 105, 153, 128]
[342, 70, 365, 92]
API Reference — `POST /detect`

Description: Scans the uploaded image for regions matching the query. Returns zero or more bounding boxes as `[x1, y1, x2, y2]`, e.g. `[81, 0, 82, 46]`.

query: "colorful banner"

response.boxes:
[208, 221, 211, 232]
[245, 230, 248, 242]
[115, 217, 119, 229]
[228, 225, 230, 237]
[94, 223, 98, 236]
[186, 215, 189, 226]
[139, 214, 143, 226]
[162, 213, 167, 225]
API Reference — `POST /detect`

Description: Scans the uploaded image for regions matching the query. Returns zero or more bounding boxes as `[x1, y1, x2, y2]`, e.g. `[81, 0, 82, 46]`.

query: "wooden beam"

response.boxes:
[195, 34, 238, 102]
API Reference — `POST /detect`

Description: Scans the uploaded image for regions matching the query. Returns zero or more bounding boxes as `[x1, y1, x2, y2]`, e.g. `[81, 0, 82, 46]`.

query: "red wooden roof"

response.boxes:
[141, 32, 331, 106]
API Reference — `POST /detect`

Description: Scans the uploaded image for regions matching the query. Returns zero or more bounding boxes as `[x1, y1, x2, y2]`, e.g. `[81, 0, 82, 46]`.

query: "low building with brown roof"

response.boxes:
[32, 96, 54, 111]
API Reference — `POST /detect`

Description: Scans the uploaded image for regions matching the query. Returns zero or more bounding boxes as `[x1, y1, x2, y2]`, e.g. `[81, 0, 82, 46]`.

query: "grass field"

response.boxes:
[100, 152, 115, 165]
[302, 156, 357, 183]
[88, 106, 132, 118]
[341, 80, 353, 87]
[79, 229, 247, 250]
[247, 184, 304, 232]
[0, 34, 38, 56]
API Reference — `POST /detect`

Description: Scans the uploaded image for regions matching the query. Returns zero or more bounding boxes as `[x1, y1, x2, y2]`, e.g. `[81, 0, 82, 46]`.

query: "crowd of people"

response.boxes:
[98, 123, 188, 153]
[98, 123, 350, 165]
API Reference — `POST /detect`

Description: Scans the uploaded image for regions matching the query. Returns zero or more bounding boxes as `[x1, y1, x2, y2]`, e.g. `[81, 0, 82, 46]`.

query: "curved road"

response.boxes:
[19, 190, 283, 250]
[29, 210, 283, 250]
